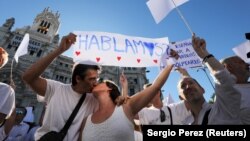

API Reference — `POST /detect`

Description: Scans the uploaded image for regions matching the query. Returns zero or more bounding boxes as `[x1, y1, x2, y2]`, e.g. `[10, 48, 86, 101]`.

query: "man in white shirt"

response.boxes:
[178, 35, 241, 125]
[137, 83, 190, 125]
[221, 56, 250, 124]
[22, 33, 100, 141]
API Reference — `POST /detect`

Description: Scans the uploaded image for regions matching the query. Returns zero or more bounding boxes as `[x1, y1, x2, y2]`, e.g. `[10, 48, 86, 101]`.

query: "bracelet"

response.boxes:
[202, 54, 214, 63]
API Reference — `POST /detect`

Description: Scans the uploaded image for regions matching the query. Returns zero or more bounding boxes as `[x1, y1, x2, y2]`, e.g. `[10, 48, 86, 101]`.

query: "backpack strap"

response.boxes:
[167, 106, 173, 125]
[60, 93, 87, 137]
[202, 108, 211, 125]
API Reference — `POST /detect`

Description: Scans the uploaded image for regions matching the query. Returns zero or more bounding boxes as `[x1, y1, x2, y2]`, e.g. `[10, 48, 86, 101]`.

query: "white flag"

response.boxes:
[163, 93, 175, 106]
[232, 40, 250, 63]
[14, 33, 29, 63]
[147, 0, 189, 24]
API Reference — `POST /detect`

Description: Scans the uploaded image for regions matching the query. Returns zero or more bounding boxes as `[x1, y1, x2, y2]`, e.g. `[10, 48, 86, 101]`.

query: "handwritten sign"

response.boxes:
[160, 38, 202, 69]
[73, 31, 169, 67]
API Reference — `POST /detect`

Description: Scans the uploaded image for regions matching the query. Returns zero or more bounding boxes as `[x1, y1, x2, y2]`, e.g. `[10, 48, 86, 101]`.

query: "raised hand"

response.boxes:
[58, 33, 77, 52]
[166, 49, 179, 65]
[192, 34, 209, 58]
[169, 49, 179, 60]
[119, 71, 128, 90]
[175, 67, 190, 77]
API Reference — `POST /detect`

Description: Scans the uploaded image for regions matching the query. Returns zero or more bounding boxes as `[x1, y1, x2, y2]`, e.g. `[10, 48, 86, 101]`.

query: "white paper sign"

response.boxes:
[232, 40, 250, 63]
[160, 38, 202, 69]
[73, 31, 169, 67]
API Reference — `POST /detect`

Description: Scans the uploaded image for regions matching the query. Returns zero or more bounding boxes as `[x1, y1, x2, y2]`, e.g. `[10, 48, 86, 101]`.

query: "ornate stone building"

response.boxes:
[0, 7, 148, 124]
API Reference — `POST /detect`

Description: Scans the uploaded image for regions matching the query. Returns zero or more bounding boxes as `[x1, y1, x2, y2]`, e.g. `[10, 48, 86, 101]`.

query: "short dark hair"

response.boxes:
[99, 79, 121, 103]
[72, 63, 101, 86]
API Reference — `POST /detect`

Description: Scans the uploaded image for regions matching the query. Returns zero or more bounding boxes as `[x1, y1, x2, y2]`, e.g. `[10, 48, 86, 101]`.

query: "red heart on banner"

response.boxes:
[117, 56, 121, 61]
[137, 59, 141, 63]
[153, 59, 158, 64]
[96, 57, 100, 62]
[75, 51, 80, 56]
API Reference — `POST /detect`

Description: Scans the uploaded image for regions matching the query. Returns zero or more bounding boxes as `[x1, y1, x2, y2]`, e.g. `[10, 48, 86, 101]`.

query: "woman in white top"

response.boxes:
[78, 50, 179, 141]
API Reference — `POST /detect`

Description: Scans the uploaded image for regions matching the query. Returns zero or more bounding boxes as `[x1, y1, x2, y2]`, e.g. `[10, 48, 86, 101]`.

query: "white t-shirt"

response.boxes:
[35, 79, 98, 141]
[138, 101, 190, 125]
[0, 82, 15, 118]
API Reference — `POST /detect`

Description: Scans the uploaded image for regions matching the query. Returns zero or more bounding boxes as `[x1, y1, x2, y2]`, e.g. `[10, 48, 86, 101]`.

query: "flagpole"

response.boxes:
[10, 59, 14, 80]
[197, 67, 215, 91]
[10, 58, 15, 88]
[171, 0, 193, 35]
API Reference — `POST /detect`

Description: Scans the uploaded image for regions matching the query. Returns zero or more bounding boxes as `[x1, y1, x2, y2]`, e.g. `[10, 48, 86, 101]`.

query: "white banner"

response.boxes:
[73, 31, 169, 67]
[160, 38, 202, 69]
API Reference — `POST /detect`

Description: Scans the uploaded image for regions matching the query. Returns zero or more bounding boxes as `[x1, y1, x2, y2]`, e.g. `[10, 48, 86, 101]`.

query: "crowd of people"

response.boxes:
[0, 32, 249, 141]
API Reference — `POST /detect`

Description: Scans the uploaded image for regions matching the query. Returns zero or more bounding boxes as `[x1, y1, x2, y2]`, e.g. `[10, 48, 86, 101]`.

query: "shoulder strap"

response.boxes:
[167, 106, 173, 125]
[0, 119, 6, 127]
[202, 108, 211, 125]
[60, 93, 87, 136]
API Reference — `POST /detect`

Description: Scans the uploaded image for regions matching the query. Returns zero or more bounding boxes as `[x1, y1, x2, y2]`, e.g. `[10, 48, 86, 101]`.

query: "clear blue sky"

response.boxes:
[1, 0, 249, 102]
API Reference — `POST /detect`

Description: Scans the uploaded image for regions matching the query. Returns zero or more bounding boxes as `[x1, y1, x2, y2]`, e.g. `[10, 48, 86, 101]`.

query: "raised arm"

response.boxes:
[175, 67, 190, 77]
[125, 49, 178, 117]
[192, 35, 241, 124]
[192, 35, 224, 74]
[120, 71, 128, 97]
[22, 33, 76, 96]
[115, 72, 130, 106]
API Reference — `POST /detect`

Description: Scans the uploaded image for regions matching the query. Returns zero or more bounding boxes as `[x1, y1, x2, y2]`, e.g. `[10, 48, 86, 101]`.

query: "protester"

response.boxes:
[177, 35, 241, 124]
[137, 83, 190, 125]
[78, 49, 179, 141]
[221, 56, 250, 124]
[22, 33, 100, 141]
[0, 47, 16, 140]
[5, 107, 29, 141]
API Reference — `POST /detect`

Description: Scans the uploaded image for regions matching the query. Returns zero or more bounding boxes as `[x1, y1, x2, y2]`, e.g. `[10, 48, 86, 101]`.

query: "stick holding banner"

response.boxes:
[171, 0, 193, 35]
[197, 67, 215, 91]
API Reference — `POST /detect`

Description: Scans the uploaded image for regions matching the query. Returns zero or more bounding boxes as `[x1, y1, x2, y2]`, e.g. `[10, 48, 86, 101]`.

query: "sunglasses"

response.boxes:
[97, 79, 113, 89]
[16, 110, 24, 115]
[160, 109, 166, 122]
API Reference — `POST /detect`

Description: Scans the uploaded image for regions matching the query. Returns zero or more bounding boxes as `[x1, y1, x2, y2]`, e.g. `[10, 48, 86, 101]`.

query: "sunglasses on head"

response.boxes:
[97, 79, 113, 89]
[160, 109, 166, 122]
